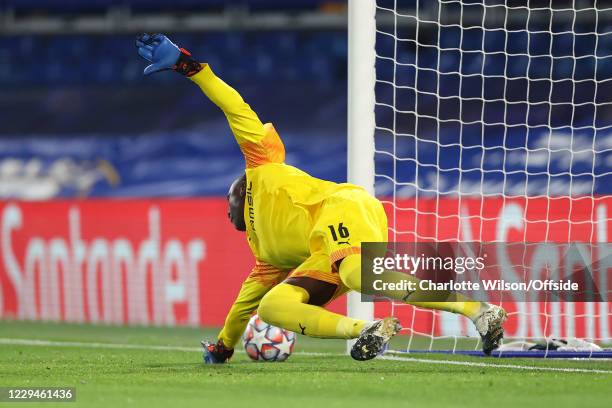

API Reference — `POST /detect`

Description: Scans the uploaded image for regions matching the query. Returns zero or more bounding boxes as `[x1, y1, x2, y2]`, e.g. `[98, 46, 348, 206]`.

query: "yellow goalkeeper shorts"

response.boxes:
[289, 187, 388, 299]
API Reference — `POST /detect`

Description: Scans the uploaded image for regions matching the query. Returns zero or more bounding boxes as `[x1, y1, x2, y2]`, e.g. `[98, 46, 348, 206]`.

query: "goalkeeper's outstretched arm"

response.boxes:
[190, 65, 286, 168]
[135, 33, 285, 168]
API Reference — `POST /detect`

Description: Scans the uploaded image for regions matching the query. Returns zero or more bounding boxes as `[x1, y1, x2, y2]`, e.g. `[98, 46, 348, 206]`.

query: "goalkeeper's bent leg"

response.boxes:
[258, 283, 366, 339]
[338, 254, 484, 320]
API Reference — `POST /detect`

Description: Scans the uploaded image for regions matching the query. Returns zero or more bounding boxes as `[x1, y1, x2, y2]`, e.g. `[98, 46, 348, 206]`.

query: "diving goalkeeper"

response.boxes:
[135, 34, 507, 362]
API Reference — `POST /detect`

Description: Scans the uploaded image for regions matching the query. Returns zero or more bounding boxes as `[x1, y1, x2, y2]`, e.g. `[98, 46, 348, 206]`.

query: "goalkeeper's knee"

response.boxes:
[257, 284, 309, 326]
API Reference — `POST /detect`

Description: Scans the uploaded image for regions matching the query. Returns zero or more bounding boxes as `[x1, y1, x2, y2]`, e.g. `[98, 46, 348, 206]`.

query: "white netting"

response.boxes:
[373, 0, 612, 351]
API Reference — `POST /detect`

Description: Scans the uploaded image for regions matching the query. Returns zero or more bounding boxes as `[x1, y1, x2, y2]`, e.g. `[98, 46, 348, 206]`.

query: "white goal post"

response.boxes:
[347, 0, 377, 344]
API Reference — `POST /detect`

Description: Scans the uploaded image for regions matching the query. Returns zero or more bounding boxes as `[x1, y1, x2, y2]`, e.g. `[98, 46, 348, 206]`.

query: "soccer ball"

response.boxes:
[242, 314, 296, 362]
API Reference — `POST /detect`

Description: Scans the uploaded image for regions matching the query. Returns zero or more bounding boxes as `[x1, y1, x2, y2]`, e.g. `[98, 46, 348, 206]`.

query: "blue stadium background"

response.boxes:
[0, 0, 610, 198]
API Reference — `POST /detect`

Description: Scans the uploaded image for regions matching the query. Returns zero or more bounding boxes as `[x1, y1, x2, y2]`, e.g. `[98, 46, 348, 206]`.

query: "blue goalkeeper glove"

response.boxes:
[136, 33, 202, 77]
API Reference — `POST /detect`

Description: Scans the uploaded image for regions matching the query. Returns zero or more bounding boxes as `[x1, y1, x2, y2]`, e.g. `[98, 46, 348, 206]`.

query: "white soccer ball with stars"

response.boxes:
[242, 314, 296, 362]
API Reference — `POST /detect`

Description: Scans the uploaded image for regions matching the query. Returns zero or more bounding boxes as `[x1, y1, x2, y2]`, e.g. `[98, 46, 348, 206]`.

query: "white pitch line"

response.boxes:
[0, 338, 201, 353]
[2, 338, 610, 373]
[0, 338, 336, 357]
[380, 355, 612, 374]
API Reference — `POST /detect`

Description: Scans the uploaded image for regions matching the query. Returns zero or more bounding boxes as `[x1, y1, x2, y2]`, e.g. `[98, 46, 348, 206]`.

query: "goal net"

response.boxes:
[352, 0, 612, 354]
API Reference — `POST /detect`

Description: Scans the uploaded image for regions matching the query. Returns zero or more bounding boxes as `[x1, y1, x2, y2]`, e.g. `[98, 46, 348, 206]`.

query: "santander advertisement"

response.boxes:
[0, 198, 610, 341]
[0, 200, 254, 328]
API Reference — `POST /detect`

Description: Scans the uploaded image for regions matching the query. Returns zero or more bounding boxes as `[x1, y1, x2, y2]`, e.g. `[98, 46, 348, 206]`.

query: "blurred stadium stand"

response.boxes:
[0, 1, 610, 198]
[0, 0, 351, 198]
[1, 0, 346, 13]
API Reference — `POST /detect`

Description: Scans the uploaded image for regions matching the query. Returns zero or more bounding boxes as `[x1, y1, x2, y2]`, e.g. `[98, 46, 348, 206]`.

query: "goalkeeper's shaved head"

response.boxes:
[227, 173, 247, 231]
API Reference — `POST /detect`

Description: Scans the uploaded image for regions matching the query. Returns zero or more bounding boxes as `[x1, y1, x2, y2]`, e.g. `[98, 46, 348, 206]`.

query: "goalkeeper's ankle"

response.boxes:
[468, 302, 492, 322]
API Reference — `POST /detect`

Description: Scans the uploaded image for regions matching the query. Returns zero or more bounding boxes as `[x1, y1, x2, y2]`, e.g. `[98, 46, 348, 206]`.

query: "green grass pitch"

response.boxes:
[0, 321, 611, 408]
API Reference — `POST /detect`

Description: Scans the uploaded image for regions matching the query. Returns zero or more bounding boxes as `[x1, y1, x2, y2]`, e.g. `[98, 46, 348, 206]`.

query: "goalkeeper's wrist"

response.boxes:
[173, 48, 203, 77]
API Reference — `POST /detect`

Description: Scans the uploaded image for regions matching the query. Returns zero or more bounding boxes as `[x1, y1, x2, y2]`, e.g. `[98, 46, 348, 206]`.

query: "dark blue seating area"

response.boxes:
[0, 32, 348, 87]
[3, 26, 610, 91]
[0, 24, 610, 198]
[1, 0, 347, 14]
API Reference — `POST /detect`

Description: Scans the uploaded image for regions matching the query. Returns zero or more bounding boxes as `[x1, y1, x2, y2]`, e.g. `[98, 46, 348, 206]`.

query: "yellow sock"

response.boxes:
[339, 254, 484, 321]
[258, 283, 366, 339]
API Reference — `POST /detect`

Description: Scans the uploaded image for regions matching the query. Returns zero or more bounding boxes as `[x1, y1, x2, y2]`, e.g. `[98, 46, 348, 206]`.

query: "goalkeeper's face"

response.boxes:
[227, 173, 247, 231]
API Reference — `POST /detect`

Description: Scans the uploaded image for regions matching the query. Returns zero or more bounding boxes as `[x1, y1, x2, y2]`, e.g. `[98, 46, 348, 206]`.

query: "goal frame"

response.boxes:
[346, 0, 611, 357]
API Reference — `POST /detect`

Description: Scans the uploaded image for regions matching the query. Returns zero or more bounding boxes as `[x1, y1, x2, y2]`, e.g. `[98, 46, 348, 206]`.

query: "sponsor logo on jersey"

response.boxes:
[246, 181, 256, 232]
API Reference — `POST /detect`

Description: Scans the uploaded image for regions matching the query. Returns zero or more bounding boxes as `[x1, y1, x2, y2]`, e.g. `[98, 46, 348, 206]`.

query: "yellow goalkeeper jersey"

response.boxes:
[190, 65, 370, 271]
